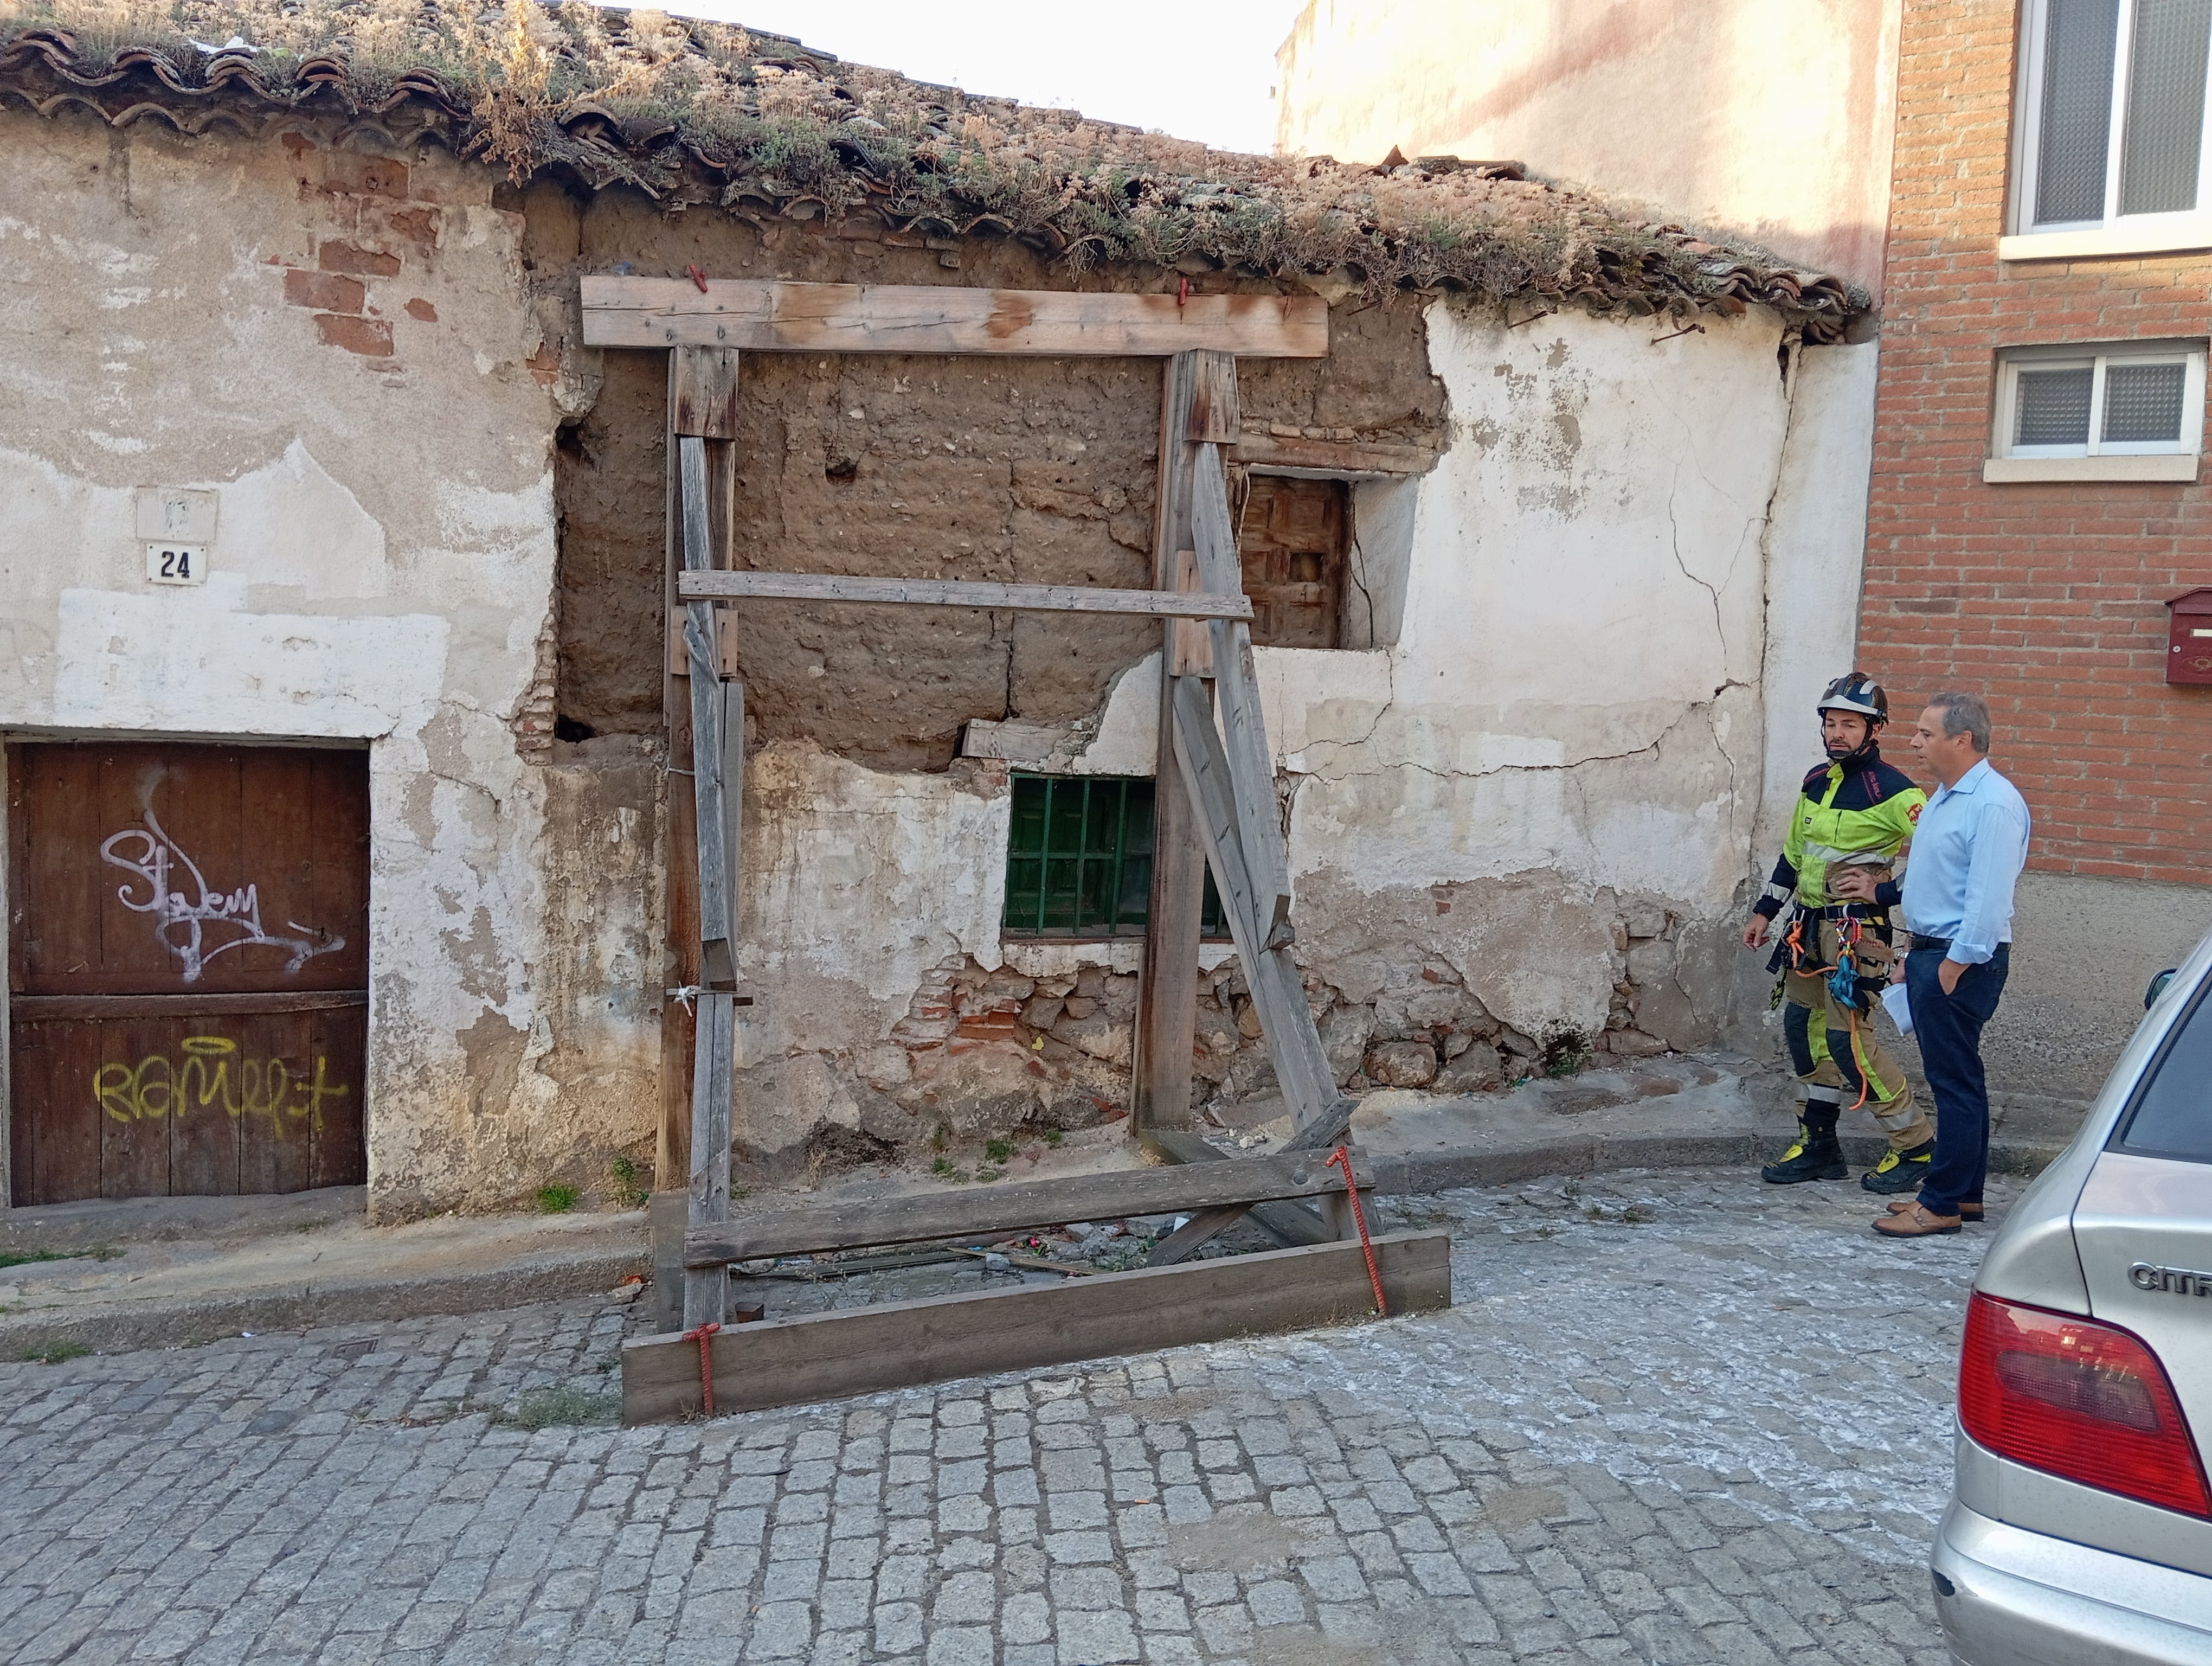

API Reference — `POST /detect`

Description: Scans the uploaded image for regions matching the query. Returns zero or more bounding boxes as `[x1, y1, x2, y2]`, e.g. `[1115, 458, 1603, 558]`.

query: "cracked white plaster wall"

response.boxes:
[0, 112, 629, 1216]
[733, 742, 1011, 1065]
[1256, 304, 1787, 915]
[1754, 341, 1880, 859]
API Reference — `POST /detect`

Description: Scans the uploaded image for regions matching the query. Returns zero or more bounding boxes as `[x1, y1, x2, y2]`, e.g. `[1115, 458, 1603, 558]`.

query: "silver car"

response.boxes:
[1933, 930, 2212, 1664]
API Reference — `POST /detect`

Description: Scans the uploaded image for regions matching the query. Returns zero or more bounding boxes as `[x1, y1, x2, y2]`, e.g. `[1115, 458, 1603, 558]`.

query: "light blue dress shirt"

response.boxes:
[1900, 758, 2031, 965]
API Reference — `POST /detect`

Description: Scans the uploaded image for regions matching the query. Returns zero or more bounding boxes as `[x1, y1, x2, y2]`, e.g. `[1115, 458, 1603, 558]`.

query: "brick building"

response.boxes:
[1861, 0, 2212, 1101]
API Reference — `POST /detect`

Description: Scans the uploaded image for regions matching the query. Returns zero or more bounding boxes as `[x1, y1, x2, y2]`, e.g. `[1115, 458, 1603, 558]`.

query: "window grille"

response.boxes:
[1001, 773, 1226, 938]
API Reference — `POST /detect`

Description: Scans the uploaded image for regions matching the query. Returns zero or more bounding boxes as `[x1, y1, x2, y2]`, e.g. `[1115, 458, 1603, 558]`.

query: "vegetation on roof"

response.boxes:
[0, 0, 1867, 338]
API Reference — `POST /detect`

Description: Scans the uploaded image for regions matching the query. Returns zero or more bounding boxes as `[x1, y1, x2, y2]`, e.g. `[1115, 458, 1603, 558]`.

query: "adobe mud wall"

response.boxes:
[535, 182, 1448, 769]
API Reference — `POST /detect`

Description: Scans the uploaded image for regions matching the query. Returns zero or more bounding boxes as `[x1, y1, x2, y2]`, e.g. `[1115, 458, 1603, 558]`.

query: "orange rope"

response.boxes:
[683, 1321, 721, 1416]
[1326, 1146, 1387, 1318]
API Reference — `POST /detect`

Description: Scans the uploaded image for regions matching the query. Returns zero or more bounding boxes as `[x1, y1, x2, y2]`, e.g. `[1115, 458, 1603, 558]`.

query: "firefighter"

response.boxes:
[1741, 672, 1935, 1190]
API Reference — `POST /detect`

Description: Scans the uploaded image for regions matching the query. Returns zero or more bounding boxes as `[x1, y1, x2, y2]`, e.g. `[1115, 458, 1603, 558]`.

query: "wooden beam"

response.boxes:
[679, 439, 738, 992]
[1134, 351, 1217, 1138]
[675, 570, 1252, 619]
[1187, 353, 1242, 443]
[684, 990, 737, 1328]
[583, 278, 1329, 359]
[1191, 445, 1292, 943]
[1145, 1129, 1335, 1248]
[647, 1189, 687, 1333]
[657, 357, 705, 1196]
[684, 1146, 1373, 1267]
[1165, 677, 1339, 1128]
[1148, 1105, 1359, 1266]
[624, 1230, 1450, 1422]
[1229, 433, 1441, 476]
[671, 345, 741, 439]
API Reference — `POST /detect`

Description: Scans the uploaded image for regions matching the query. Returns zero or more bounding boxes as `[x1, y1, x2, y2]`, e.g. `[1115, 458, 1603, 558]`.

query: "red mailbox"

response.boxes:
[2166, 588, 2212, 685]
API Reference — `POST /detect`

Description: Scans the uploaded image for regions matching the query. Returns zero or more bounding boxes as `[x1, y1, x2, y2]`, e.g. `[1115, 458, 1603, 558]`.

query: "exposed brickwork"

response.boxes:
[513, 608, 560, 758]
[313, 312, 392, 357]
[269, 135, 466, 368]
[281, 267, 362, 314]
[317, 238, 401, 277]
[1863, 0, 2212, 885]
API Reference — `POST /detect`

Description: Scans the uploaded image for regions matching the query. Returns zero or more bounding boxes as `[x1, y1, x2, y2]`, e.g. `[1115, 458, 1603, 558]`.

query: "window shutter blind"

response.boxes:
[2038, 0, 2124, 224]
[2120, 0, 2212, 214]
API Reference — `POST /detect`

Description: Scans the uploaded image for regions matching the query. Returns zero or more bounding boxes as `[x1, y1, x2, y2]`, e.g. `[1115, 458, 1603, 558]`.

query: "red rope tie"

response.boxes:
[682, 1321, 721, 1416]
[1326, 1145, 1387, 1318]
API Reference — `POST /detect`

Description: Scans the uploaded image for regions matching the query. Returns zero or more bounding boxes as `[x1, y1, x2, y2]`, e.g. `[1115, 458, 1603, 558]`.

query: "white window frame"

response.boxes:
[2004, 0, 2212, 260]
[1986, 341, 2208, 479]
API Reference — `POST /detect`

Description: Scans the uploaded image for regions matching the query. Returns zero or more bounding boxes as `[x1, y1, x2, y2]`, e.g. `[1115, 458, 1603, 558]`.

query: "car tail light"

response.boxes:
[1960, 1291, 2211, 1518]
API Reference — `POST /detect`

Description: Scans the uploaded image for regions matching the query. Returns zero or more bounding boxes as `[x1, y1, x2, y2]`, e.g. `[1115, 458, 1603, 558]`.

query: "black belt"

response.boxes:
[1811, 902, 1886, 920]
[1912, 934, 1951, 951]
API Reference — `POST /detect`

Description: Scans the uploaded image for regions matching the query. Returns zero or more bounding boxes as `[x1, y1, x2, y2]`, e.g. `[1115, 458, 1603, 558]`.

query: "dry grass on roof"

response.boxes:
[0, 0, 1868, 338]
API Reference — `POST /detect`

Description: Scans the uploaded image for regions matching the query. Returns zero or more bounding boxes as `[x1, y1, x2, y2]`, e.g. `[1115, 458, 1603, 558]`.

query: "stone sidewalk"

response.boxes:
[0, 1163, 2005, 1665]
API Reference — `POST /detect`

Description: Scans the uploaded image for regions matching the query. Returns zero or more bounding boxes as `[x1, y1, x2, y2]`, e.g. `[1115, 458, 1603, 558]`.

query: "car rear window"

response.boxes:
[2114, 977, 2212, 1164]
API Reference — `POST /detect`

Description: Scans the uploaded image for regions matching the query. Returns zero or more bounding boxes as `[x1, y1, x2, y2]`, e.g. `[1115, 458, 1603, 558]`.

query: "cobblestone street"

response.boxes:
[0, 1166, 2011, 1665]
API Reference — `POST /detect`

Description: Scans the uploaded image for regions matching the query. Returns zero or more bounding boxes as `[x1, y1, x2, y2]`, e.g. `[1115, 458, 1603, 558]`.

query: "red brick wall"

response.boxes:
[1864, 0, 2212, 885]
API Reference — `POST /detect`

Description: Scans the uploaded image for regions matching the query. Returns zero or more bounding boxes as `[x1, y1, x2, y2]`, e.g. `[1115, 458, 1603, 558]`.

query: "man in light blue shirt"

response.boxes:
[1873, 691, 2031, 1239]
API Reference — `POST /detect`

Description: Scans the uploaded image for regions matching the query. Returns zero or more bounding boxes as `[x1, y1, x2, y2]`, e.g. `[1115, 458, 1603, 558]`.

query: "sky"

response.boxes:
[655, 1, 1309, 155]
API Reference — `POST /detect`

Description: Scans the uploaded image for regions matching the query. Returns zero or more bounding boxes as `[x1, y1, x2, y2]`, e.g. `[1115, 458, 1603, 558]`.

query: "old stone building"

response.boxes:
[0, 3, 1864, 1217]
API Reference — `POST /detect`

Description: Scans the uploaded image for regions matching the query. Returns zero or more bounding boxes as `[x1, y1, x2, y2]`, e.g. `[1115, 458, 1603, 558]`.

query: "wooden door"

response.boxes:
[7, 743, 369, 1205]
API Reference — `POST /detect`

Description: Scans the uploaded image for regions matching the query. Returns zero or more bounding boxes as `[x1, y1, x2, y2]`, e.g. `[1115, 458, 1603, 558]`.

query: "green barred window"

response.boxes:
[1002, 774, 1225, 938]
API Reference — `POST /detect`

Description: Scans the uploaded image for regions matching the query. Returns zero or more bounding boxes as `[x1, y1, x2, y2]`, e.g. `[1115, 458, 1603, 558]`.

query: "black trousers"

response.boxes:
[1905, 940, 2010, 1215]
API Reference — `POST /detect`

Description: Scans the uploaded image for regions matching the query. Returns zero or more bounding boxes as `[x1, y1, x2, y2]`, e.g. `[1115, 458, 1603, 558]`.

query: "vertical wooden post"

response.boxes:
[657, 347, 740, 1333]
[1135, 349, 1236, 1139]
[685, 989, 737, 1328]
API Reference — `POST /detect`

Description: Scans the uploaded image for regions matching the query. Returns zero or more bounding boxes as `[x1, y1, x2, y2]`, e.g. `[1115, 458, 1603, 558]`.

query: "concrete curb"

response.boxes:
[1, 1244, 648, 1360]
[1365, 1131, 2065, 1199]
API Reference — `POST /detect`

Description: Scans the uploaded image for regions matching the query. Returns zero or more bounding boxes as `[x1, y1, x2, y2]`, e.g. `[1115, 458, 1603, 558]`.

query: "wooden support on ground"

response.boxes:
[1144, 1129, 1336, 1249]
[684, 990, 737, 1329]
[676, 571, 1252, 619]
[582, 277, 1329, 359]
[666, 349, 745, 1334]
[683, 1146, 1372, 1268]
[647, 1189, 687, 1333]
[623, 1229, 1450, 1422]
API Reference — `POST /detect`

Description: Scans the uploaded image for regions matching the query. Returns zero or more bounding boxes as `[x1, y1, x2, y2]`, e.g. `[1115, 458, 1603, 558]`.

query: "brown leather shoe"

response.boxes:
[1873, 1202, 1962, 1238]
[1887, 1199, 1983, 1222]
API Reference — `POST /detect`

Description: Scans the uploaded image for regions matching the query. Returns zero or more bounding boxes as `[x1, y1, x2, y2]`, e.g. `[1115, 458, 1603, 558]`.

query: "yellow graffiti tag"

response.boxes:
[93, 1036, 350, 1136]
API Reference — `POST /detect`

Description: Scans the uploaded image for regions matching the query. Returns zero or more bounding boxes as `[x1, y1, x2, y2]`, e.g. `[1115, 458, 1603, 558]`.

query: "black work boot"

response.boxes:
[1761, 1121, 1846, 1184]
[1860, 1137, 1935, 1193]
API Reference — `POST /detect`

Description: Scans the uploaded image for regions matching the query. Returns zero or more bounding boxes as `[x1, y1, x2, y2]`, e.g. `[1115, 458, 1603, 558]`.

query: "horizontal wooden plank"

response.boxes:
[677, 571, 1252, 619]
[626, 1229, 1450, 1421]
[1229, 433, 1442, 476]
[583, 277, 1329, 358]
[685, 1149, 1372, 1267]
[8, 991, 369, 1021]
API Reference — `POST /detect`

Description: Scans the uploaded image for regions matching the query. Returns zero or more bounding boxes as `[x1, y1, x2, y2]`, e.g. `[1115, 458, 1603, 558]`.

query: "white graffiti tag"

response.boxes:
[99, 811, 346, 984]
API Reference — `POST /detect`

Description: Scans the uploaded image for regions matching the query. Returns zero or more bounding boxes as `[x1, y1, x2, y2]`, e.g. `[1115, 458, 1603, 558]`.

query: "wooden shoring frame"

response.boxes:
[614, 283, 1375, 1382]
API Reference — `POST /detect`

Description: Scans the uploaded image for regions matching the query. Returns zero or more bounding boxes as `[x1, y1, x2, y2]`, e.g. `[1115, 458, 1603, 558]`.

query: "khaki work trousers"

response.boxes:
[1783, 917, 1931, 1151]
